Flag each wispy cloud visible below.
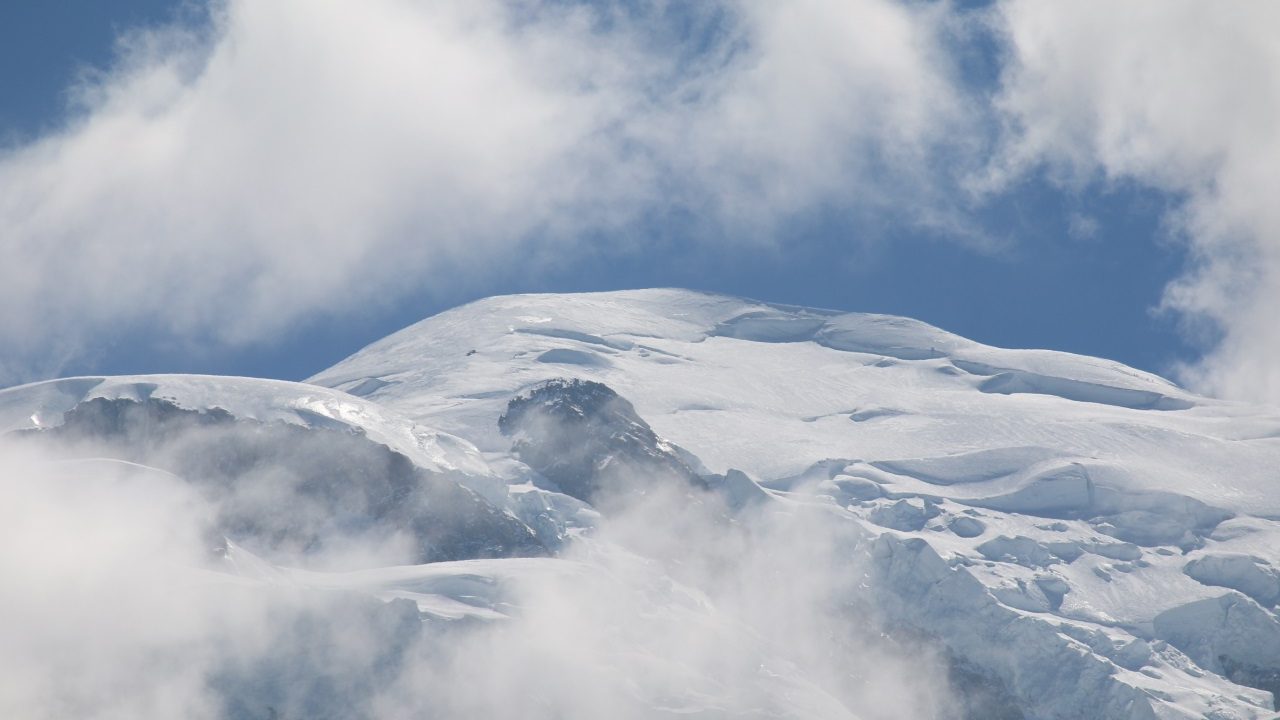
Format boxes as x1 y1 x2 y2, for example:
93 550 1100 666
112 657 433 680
0 449 219 718
0 0 973 383
3 0 1278 402
986 0 1280 401
0 431 952 719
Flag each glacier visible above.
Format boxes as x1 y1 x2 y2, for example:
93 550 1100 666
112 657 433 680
4 288 1280 719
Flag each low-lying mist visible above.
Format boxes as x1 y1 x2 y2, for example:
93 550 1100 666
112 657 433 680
0 403 980 719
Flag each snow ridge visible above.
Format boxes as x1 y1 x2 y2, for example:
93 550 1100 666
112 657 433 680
6 289 1280 719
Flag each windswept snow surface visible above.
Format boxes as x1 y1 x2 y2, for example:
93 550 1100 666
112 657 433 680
302 289 1280 719
6 290 1280 719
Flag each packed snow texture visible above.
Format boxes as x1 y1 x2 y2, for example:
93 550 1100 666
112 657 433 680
308 289 1280 718
6 289 1280 719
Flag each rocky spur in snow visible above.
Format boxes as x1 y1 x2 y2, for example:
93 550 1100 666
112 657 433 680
498 378 708 508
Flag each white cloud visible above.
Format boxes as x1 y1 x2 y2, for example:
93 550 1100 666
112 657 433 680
15 0 1274 401
646 0 975 236
0 451 219 719
0 0 973 383
0 437 951 719
987 0 1280 401
370 483 954 720
0 0 606 367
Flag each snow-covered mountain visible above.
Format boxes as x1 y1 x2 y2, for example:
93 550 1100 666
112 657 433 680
5 289 1280 720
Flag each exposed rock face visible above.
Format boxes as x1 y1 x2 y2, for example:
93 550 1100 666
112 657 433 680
17 397 545 565
498 378 706 509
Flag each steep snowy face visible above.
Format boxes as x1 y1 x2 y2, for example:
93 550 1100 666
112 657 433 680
307 288 1280 719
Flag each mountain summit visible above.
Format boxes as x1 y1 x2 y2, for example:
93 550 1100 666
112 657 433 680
5 289 1280 719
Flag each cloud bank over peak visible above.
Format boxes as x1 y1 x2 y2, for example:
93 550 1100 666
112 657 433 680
0 0 973 381
2 0 1278 404
1 0 610 354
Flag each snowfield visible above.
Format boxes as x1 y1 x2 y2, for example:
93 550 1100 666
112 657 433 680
5 289 1280 719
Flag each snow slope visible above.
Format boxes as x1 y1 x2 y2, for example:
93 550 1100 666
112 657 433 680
6 289 1280 719
0 374 494 481
306 289 1280 719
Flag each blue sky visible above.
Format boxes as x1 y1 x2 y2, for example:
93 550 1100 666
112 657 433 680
1 1 1273 400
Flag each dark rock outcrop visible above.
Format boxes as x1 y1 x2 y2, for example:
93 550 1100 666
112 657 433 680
499 378 707 510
